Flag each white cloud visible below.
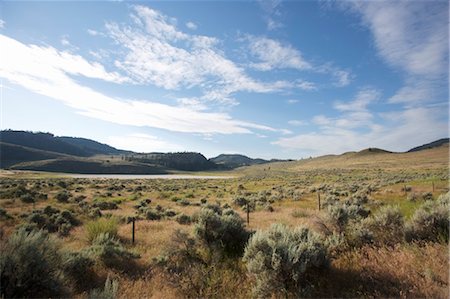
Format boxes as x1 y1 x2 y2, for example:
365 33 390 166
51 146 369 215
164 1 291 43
296 80 317 91
288 120 307 126
186 21 197 30
336 0 447 121
275 106 448 156
334 88 380 112
345 1 448 78
274 86 448 156
387 79 443 108
87 29 105 37
259 0 283 31
247 36 312 71
60 36 71 46
0 34 283 135
107 133 182 153
286 99 299 104
106 5 296 105
0 19 5 29
245 36 351 87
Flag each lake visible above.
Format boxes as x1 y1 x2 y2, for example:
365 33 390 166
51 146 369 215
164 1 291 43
64 174 234 179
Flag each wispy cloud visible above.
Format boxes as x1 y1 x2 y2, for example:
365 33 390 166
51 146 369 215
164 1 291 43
245 35 352 87
258 0 283 30
106 133 182 153
275 106 447 156
106 5 298 106
0 19 5 29
0 34 284 135
274 87 448 156
341 1 448 107
288 120 307 126
246 36 312 71
186 21 197 30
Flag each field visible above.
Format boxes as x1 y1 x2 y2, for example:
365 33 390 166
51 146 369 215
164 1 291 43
1 145 449 298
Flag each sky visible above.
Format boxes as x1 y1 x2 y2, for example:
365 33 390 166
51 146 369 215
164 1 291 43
0 0 448 159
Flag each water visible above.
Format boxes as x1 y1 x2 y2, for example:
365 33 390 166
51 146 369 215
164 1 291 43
64 174 234 179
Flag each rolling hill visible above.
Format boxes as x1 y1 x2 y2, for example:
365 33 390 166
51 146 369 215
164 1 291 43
210 154 268 169
407 138 449 152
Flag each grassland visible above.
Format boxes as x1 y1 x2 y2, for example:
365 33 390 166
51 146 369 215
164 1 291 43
0 145 448 298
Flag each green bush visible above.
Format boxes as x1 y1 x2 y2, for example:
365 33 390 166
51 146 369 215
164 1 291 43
326 201 369 233
88 276 119 299
61 251 94 290
56 191 71 203
0 229 66 298
405 193 449 243
175 213 191 225
367 205 404 245
24 206 79 236
85 217 119 243
86 233 138 268
194 207 249 257
243 224 329 297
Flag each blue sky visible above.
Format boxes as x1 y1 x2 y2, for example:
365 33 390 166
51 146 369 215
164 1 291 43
0 0 448 159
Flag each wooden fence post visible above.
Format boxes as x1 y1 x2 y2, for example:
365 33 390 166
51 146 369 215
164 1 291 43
432 181 435 192
246 202 250 225
318 192 321 211
132 218 135 245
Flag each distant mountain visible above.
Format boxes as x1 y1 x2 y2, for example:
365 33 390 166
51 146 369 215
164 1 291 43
210 154 268 169
127 152 217 171
407 138 449 152
0 130 127 157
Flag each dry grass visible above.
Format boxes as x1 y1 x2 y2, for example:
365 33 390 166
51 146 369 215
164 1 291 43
320 242 449 298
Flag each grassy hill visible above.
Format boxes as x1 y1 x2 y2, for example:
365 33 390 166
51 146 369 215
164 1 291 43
10 157 168 174
241 143 449 174
210 154 268 169
408 138 449 152
0 142 67 168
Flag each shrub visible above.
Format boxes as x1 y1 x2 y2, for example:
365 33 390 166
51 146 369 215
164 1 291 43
88 276 119 299
85 217 119 243
93 200 118 210
86 233 138 268
61 251 94 290
422 192 433 201
243 224 329 298
24 206 78 236
145 209 162 220
364 205 404 246
326 201 369 233
153 230 208 297
56 191 70 203
0 229 66 298
20 193 35 203
0 208 12 220
175 213 191 225
405 195 449 243
194 207 249 257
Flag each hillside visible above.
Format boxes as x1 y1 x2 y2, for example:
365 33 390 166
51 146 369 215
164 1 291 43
210 154 268 169
10 158 168 174
0 130 127 157
58 136 130 156
241 143 449 174
0 142 66 168
127 152 217 171
408 138 449 152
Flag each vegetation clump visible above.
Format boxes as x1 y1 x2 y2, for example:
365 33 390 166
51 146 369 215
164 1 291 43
243 224 329 297
23 206 79 236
